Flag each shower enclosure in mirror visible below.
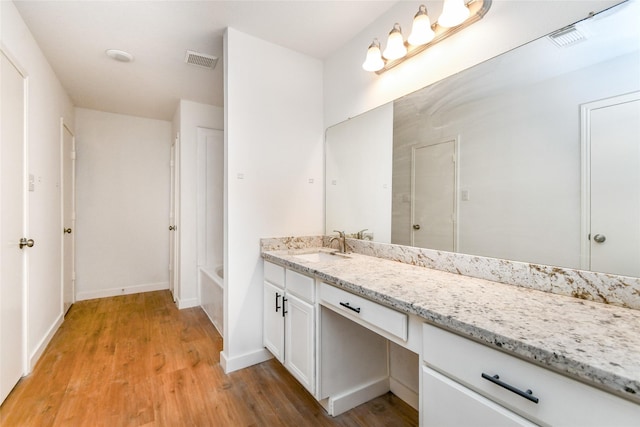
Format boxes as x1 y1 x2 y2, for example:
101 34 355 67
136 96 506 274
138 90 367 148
325 1 640 277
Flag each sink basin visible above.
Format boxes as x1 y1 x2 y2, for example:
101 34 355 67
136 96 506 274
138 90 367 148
291 250 350 263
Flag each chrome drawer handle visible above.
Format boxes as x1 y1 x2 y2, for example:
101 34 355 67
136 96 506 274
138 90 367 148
481 373 539 404
339 301 361 313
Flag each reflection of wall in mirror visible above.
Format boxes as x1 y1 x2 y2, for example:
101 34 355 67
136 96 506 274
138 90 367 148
325 103 393 242
392 51 639 268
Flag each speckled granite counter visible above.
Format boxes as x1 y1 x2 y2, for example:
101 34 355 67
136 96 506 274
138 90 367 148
262 248 640 404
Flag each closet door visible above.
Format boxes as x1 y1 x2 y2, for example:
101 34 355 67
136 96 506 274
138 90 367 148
1 50 27 405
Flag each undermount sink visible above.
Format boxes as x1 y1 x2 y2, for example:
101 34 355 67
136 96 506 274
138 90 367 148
291 250 351 263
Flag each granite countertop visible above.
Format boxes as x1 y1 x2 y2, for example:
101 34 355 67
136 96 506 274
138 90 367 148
262 248 640 404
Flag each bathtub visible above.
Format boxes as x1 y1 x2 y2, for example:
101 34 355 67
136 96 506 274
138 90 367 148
199 265 223 337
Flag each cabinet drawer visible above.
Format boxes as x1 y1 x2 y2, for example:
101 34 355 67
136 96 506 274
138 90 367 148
264 261 284 288
319 282 407 341
422 366 536 427
285 269 314 303
422 323 639 426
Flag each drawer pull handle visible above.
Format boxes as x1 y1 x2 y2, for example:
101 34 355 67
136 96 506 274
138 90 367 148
282 297 288 318
275 292 281 312
481 373 539 404
339 301 361 313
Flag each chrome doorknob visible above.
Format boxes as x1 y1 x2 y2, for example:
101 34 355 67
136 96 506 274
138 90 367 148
593 234 606 243
64 228 72 234
19 238 35 249
413 224 421 230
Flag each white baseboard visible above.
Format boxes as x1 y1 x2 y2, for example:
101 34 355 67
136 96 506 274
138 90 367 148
28 312 64 373
220 348 273 374
75 281 169 301
327 376 390 416
390 376 419 411
176 296 199 309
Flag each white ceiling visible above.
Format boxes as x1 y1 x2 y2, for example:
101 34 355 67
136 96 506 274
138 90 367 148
13 0 398 120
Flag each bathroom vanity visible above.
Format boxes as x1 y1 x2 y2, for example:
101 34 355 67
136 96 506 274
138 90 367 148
261 242 640 426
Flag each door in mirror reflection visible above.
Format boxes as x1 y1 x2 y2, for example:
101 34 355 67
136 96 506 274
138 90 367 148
411 139 457 251
586 92 640 277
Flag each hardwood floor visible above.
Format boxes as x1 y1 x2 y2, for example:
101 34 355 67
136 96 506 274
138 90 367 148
0 291 418 426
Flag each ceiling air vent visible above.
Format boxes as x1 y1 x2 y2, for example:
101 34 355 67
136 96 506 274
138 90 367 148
548 25 587 48
184 50 218 70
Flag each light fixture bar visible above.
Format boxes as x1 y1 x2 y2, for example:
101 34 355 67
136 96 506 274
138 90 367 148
375 0 492 74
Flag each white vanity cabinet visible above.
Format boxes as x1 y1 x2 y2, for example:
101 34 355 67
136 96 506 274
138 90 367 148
422 323 640 427
263 261 315 395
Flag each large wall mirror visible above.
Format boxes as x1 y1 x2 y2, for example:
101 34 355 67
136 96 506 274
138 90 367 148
325 1 640 277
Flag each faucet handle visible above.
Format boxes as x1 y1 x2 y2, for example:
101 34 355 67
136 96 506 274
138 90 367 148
356 229 368 239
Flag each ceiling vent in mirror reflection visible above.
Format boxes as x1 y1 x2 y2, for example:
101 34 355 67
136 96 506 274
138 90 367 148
184 50 218 70
548 25 588 48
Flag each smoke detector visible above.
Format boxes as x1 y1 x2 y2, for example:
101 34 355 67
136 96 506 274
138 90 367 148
547 25 588 48
184 50 218 70
105 49 134 63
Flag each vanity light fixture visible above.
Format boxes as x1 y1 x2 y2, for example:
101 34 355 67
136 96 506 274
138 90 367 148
439 0 471 28
383 23 408 60
363 0 492 74
362 39 385 72
408 4 435 46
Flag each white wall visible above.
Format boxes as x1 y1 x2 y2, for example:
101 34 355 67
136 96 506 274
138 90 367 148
74 108 171 300
174 100 224 308
1 0 75 369
223 28 324 372
323 0 622 127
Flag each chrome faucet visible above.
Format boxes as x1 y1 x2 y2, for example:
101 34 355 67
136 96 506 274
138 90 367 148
356 229 368 240
330 230 347 253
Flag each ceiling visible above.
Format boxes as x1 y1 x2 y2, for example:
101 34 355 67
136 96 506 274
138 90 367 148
13 0 398 121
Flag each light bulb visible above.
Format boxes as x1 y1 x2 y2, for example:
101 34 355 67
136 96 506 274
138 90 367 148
382 23 407 60
438 0 470 28
362 39 384 72
408 5 435 46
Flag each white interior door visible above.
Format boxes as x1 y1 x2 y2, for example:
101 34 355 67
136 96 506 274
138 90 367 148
1 50 27 404
169 136 179 299
584 92 640 276
411 140 457 251
62 121 76 314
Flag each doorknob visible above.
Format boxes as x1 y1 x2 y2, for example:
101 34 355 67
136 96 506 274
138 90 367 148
64 228 72 234
413 224 421 230
19 238 35 249
169 225 176 231
593 234 606 243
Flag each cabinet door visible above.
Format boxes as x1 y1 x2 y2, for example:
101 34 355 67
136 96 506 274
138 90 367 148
263 281 285 362
285 293 315 395
422 367 536 427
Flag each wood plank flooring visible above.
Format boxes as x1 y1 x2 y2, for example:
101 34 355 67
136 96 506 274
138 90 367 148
0 291 418 426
